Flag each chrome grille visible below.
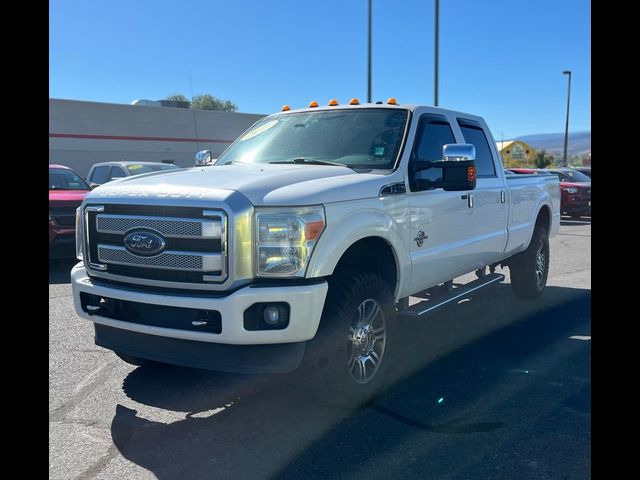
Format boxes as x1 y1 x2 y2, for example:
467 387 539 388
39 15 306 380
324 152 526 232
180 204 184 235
97 245 223 271
96 214 223 238
85 205 227 284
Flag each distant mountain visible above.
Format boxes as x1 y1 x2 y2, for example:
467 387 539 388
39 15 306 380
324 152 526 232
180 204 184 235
515 131 590 158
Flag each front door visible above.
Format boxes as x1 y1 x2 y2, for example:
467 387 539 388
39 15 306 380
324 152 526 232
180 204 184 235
408 113 477 293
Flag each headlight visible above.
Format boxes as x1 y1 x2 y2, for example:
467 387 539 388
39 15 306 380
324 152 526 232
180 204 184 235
255 206 325 277
562 187 579 194
75 207 83 261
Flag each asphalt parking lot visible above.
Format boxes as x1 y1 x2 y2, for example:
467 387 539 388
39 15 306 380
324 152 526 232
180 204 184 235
49 217 590 480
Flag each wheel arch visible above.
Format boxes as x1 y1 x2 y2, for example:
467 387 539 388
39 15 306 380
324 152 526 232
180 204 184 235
306 209 410 300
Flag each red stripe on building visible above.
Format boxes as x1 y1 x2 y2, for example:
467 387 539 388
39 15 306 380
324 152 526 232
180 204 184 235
49 133 233 143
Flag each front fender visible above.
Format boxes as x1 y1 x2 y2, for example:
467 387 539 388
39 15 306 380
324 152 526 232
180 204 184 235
306 198 411 299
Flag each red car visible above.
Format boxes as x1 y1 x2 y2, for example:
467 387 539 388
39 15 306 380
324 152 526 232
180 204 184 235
509 168 591 218
49 165 91 258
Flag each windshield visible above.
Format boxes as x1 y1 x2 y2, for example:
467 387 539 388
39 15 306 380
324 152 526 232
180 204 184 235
49 168 90 190
126 164 180 175
215 108 409 170
551 170 590 183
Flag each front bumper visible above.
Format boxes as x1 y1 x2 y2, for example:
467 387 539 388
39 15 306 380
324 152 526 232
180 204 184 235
94 323 307 373
561 195 590 215
71 264 328 346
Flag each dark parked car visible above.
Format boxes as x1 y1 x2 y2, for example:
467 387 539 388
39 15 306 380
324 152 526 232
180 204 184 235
574 166 591 178
86 161 181 187
49 165 91 258
510 168 590 218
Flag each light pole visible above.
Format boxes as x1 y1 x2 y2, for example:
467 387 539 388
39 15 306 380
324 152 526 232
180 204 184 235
434 0 439 106
367 0 372 103
562 70 572 167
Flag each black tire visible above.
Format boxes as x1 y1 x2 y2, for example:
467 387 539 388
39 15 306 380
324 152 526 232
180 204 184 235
304 272 395 406
114 351 158 368
509 226 549 298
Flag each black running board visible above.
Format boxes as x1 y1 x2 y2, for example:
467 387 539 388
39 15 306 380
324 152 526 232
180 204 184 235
400 273 505 317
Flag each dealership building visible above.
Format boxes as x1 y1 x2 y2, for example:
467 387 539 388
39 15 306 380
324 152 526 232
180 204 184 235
49 98 265 176
495 140 538 168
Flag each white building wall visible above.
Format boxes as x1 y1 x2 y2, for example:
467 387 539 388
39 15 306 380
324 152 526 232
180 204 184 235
49 98 265 176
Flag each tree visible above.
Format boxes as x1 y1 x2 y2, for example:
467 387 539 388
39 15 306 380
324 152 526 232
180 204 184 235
191 94 238 112
533 149 553 169
165 94 190 103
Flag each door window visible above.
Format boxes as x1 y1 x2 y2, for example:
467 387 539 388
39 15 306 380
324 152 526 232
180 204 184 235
457 118 497 177
410 115 456 191
90 166 110 184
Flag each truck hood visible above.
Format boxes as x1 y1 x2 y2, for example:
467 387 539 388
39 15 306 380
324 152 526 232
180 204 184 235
86 164 399 205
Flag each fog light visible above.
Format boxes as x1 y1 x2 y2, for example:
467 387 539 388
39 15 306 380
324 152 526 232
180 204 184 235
263 306 280 325
244 302 290 330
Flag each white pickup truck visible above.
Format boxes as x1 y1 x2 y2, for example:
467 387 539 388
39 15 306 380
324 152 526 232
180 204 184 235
72 100 560 398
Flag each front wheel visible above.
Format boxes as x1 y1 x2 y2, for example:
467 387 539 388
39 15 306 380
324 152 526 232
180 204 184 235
305 272 395 405
509 226 549 298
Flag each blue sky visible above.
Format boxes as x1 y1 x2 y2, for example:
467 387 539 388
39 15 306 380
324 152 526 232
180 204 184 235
49 0 590 139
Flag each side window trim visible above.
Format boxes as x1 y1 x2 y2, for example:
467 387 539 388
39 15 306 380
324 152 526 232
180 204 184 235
456 117 498 178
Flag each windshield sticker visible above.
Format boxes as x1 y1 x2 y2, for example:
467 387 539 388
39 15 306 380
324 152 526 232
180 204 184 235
374 146 386 156
240 120 279 142
128 164 144 170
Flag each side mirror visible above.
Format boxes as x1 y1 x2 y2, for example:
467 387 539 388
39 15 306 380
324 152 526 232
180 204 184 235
441 143 476 191
410 143 477 191
89 182 100 189
195 150 216 166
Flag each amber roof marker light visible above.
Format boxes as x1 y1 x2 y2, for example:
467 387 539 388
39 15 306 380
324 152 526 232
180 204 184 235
349 98 360 105
281 105 291 111
386 98 398 105
328 99 339 106
308 101 319 108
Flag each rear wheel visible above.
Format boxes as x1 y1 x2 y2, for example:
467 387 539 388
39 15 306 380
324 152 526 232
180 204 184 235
509 226 549 298
305 272 395 405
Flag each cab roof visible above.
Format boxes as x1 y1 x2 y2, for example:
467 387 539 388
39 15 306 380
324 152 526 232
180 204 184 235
273 102 484 124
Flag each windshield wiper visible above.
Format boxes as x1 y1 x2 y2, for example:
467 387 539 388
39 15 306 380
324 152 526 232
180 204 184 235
268 158 351 168
222 160 248 165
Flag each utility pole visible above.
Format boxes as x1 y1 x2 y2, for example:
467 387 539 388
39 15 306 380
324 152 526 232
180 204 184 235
562 70 572 167
367 0 372 103
434 0 439 106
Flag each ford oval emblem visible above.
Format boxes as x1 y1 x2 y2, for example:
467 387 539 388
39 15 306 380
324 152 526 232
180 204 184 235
124 230 166 256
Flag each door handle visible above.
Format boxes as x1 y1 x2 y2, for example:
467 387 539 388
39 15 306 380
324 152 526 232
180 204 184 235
468 193 473 208
501 190 506 203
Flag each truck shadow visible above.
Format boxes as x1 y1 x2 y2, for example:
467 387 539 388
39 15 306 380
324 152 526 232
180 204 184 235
112 284 590 480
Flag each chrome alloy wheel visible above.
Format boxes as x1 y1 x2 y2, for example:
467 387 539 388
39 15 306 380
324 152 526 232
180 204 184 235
535 239 546 287
347 298 386 384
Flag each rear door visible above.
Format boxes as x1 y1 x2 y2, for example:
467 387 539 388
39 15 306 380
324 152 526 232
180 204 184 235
455 117 509 266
